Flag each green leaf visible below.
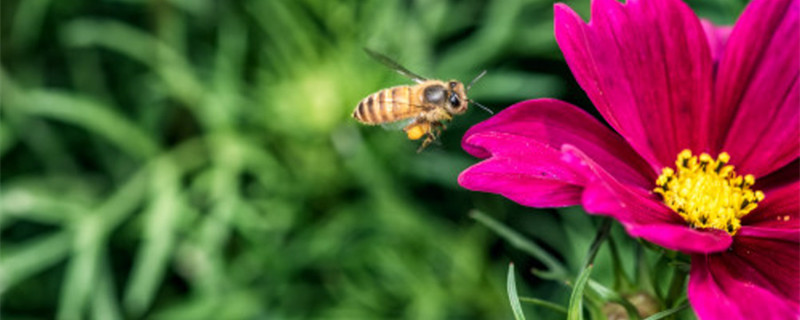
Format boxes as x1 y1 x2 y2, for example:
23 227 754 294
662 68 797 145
608 234 632 291
9 0 52 50
519 297 567 314
0 118 16 156
91 258 123 320
665 267 689 308
635 243 657 299
559 207 601 270
14 89 159 159
124 160 183 317
567 264 593 320
58 215 103 320
667 260 691 273
0 231 71 292
507 263 527 320
643 303 689 320
61 19 203 106
471 210 568 280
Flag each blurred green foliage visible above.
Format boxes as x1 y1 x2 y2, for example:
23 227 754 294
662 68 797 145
1 0 747 319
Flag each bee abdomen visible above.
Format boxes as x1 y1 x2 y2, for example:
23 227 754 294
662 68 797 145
353 86 413 124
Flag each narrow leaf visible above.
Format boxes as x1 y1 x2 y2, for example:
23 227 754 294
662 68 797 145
608 234 633 291
643 303 689 320
91 257 123 320
124 160 182 317
667 260 691 273
519 297 567 314
507 263 527 320
58 216 103 320
567 264 593 320
20 90 159 159
471 210 567 280
635 243 658 299
0 231 71 292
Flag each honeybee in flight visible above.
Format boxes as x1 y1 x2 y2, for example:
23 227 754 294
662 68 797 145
352 49 491 152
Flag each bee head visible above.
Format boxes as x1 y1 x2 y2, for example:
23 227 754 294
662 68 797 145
445 80 468 114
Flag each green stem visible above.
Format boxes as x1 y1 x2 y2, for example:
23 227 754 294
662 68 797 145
664 265 688 311
581 218 613 270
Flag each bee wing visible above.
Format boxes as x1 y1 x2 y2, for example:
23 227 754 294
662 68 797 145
364 48 427 84
381 118 416 131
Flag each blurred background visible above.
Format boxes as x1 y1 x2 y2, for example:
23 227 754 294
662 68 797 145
1 0 748 319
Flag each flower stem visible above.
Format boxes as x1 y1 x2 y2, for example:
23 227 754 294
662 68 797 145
581 218 613 270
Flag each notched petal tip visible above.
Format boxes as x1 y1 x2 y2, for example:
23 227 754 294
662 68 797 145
553 2 583 23
461 132 493 159
458 130 591 207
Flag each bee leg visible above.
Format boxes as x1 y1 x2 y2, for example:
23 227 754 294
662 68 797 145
416 123 444 153
417 133 436 153
428 122 444 140
434 121 446 133
431 126 443 147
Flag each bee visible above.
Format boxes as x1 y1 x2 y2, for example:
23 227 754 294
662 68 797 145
353 49 491 152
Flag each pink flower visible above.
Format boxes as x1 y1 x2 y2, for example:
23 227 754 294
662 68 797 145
458 0 799 318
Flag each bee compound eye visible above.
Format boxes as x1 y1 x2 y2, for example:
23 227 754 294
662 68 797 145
449 93 460 107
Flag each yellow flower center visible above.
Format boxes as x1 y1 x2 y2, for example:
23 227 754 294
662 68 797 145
654 150 764 235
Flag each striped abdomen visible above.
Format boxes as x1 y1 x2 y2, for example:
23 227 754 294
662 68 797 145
353 85 420 124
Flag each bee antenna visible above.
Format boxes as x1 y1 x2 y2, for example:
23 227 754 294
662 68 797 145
469 99 494 115
466 70 487 91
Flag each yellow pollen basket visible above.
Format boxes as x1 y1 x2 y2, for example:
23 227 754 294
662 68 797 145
654 149 765 235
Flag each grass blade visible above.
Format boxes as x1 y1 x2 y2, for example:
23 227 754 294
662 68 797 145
91 257 122 320
0 231 71 292
644 303 689 320
519 297 567 314
18 90 159 159
58 216 103 320
567 264 594 320
62 19 203 106
507 263 527 320
471 210 568 280
124 160 182 317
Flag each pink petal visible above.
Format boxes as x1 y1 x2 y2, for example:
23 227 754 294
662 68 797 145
714 0 800 178
458 132 586 207
554 0 713 172
689 236 800 319
754 159 799 192
701 20 733 64
738 227 800 242
742 180 800 230
564 145 733 254
459 98 654 187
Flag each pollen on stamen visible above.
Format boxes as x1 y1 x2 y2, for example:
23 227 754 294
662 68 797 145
653 149 765 235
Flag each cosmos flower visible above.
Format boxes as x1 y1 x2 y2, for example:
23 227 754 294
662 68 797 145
458 0 799 318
